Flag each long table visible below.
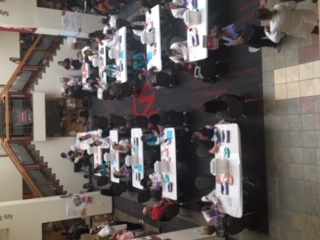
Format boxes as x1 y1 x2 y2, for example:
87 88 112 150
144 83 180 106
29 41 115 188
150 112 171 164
210 123 243 218
154 128 177 200
129 128 144 189
184 0 208 62
145 5 162 71
109 130 120 183
98 27 128 83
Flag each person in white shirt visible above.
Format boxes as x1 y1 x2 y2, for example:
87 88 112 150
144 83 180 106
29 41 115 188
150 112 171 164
91 136 111 149
89 220 144 237
254 1 318 43
140 172 163 191
113 138 132 153
167 40 189 65
165 0 188 19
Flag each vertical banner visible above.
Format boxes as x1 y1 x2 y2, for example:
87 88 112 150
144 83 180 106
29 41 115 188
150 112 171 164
66 194 87 218
59 11 81 37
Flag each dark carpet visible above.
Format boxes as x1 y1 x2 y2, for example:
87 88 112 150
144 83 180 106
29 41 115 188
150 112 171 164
92 0 269 235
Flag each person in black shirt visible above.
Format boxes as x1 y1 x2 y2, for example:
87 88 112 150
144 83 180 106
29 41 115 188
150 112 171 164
58 58 81 70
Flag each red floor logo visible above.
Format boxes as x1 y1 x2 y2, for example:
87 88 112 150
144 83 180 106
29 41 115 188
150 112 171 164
133 81 159 116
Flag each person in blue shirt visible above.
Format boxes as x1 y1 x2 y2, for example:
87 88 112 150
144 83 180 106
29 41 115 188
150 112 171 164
130 53 146 70
94 162 110 176
141 130 160 146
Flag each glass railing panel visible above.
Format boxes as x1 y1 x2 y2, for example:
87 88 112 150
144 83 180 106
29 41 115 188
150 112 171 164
27 51 45 66
9 71 33 92
37 36 54 50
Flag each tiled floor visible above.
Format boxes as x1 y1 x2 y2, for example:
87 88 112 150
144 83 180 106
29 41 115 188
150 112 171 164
113 1 320 240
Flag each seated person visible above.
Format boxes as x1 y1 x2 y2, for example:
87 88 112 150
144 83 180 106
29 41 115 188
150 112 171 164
110 230 144 240
191 120 225 155
165 0 188 19
90 136 111 149
58 58 81 70
113 164 132 182
94 161 110 176
142 199 175 221
90 220 144 238
140 172 162 191
19 34 35 50
141 130 160 146
130 53 147 70
167 40 188 66
95 34 118 48
113 138 131 153
85 77 100 91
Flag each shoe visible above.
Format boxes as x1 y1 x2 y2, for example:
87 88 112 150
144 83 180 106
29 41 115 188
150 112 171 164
138 219 144 227
281 32 287 40
274 43 281 53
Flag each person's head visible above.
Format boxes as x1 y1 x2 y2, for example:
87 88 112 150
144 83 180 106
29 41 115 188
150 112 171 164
93 140 102 146
203 225 216 235
166 49 176 57
86 77 95 84
9 57 16 62
101 17 110 25
210 26 223 39
140 177 152 188
58 61 65 66
165 2 175 10
114 144 125 151
130 59 138 66
67 150 75 157
88 32 96 39
254 8 274 21
191 131 207 142
113 171 123 178
94 165 102 174
89 226 99 235
60 152 67 158
142 206 152 215
141 134 152 142
83 50 93 56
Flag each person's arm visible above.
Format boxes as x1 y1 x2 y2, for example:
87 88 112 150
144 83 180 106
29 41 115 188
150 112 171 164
264 26 281 43
208 142 220 155
278 1 297 9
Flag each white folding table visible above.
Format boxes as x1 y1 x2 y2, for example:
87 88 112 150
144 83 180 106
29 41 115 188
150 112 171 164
145 5 162 71
184 0 208 62
129 128 144 189
210 123 243 218
154 128 177 200
109 129 120 183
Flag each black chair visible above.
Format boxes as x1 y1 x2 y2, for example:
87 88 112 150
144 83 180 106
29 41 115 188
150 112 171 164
158 110 169 126
94 116 109 129
137 189 151 203
102 89 115 101
159 204 180 222
227 217 245 236
134 116 149 128
168 110 184 127
112 183 127 195
194 176 215 190
196 146 213 158
202 94 245 121
97 176 109 187
111 115 127 128
148 113 161 125
155 71 178 87
120 83 133 98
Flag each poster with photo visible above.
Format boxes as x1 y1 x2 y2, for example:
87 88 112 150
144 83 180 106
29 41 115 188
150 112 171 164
60 11 81 37
66 194 87 218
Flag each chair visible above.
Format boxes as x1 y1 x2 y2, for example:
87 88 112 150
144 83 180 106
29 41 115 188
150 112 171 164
148 114 161 125
158 110 169 126
196 146 213 158
194 176 215 190
120 84 133 98
227 217 245 236
112 183 127 196
102 90 115 101
168 110 184 127
97 176 109 187
160 204 180 222
111 115 127 128
137 189 151 203
134 116 149 128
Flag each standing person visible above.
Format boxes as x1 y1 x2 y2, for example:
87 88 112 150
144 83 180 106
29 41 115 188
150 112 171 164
211 23 282 52
58 58 82 70
165 0 188 19
254 2 318 43
142 200 176 221
89 220 144 237
9 57 21 64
